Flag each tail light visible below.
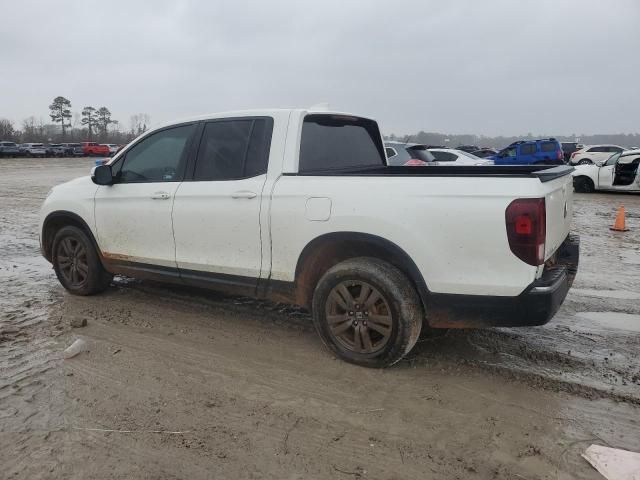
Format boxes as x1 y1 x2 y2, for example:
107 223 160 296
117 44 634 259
404 159 429 166
556 150 563 160
570 151 577 159
505 198 546 266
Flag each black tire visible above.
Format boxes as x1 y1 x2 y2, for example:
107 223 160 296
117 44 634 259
573 176 594 193
52 225 112 295
311 257 423 368
578 159 592 165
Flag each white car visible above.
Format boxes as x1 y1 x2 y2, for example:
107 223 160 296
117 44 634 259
569 145 625 165
427 148 494 166
572 149 640 193
39 108 579 367
21 143 47 157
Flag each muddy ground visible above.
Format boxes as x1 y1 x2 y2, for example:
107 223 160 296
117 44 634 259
1 157 639 479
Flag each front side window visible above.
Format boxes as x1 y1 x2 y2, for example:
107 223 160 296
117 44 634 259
385 147 397 159
605 152 620 166
193 118 272 181
116 124 195 183
503 147 517 157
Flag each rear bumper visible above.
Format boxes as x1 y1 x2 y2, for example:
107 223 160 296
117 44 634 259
426 234 580 328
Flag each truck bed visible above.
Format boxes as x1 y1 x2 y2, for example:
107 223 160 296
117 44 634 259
290 165 575 183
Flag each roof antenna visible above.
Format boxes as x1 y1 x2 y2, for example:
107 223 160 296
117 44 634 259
309 102 330 111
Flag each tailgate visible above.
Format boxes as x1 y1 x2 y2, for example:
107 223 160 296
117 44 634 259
535 168 573 259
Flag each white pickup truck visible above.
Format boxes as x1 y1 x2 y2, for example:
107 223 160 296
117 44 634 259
40 108 579 367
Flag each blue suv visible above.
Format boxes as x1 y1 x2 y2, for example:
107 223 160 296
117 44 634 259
491 139 564 165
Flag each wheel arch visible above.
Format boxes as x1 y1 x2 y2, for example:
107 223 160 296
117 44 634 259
293 232 429 309
42 211 102 263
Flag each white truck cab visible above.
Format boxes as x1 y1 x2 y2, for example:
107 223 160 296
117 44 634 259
40 109 580 367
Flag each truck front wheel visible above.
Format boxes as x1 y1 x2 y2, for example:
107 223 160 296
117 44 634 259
311 257 423 368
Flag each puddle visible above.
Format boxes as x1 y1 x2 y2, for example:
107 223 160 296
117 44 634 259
576 312 640 332
570 288 640 301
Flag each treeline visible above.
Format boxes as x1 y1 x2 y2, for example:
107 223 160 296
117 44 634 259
386 131 640 149
0 96 151 144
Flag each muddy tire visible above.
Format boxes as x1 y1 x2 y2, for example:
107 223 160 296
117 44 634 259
52 226 112 295
311 257 423 368
573 176 595 193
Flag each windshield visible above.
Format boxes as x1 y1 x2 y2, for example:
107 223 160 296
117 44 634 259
457 150 481 160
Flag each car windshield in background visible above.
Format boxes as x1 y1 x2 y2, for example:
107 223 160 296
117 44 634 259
300 114 385 172
406 146 435 162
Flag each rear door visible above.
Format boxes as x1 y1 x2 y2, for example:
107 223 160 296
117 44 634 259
172 117 273 282
94 123 197 268
519 143 537 164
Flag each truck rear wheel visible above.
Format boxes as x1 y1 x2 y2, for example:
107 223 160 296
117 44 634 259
311 257 423 368
52 226 113 295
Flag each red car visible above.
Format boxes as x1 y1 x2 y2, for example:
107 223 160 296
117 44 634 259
81 142 110 156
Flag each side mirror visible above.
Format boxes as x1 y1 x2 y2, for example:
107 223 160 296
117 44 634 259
92 164 114 185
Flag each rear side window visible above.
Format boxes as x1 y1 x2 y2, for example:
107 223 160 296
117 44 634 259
194 118 273 181
299 114 385 172
588 146 605 152
541 142 557 152
520 144 537 155
430 151 457 162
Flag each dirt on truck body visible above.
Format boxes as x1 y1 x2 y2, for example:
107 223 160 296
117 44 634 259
1 157 639 479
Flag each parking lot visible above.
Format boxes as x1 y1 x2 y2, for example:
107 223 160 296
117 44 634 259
1 157 639 479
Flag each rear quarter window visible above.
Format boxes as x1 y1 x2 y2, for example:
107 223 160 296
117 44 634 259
299 115 385 172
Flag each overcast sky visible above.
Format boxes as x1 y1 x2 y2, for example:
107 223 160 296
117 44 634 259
1 0 639 136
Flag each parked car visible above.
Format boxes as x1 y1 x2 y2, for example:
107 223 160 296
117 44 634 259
456 145 480 153
21 143 47 157
40 108 579 367
45 144 67 157
560 142 583 162
385 141 436 166
0 141 20 157
61 143 85 156
490 139 564 165
572 149 640 193
81 142 111 156
105 144 120 156
569 145 625 165
427 148 493 166
470 148 498 158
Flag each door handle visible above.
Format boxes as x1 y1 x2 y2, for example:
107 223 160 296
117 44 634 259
231 191 257 199
150 191 171 200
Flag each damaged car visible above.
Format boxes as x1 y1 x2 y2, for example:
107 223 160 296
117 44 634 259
573 149 640 193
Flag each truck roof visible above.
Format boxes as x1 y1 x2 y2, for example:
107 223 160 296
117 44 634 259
153 108 375 130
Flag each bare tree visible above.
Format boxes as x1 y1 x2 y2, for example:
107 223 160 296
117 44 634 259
81 107 98 140
129 113 150 137
0 118 16 140
49 96 72 138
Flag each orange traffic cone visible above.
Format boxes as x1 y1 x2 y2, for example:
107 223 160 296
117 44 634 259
610 205 629 232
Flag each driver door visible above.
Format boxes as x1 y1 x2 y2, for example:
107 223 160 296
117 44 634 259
94 123 197 268
597 152 619 190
